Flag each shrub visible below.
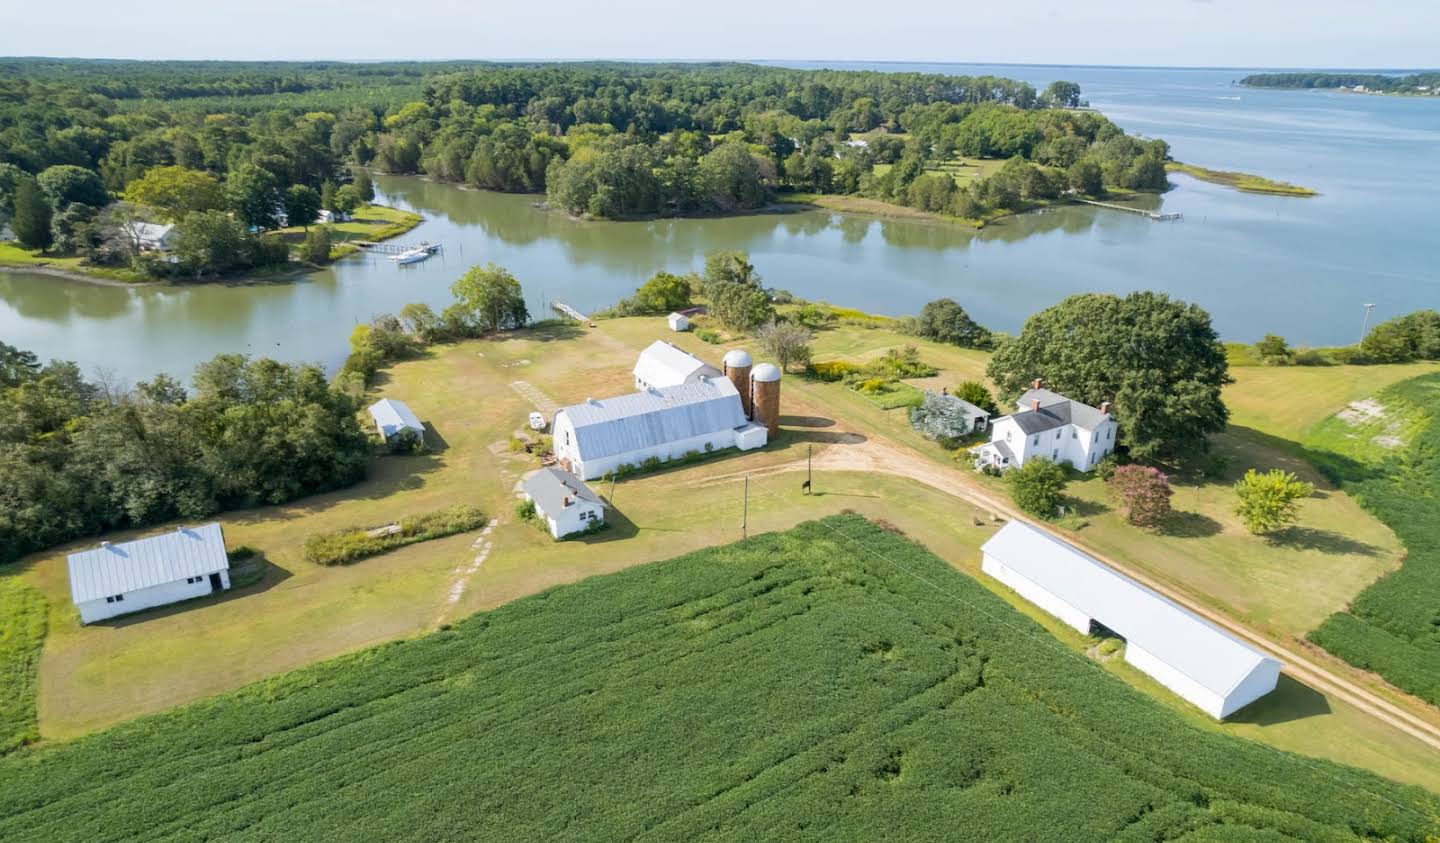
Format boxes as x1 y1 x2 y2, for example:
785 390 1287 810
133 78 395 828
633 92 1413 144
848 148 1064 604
303 505 487 565
1097 638 1123 657
1106 464 1173 528
1253 333 1293 365
867 345 936 379
807 360 859 382
914 298 992 349
515 498 537 522
300 225 333 264
1360 310 1440 363
695 329 721 345
1007 458 1067 518
641 456 663 471
226 546 259 563
952 380 998 415
857 377 886 394
1291 347 1331 366
1233 469 1313 535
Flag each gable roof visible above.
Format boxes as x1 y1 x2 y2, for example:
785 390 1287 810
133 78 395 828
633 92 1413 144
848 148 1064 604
633 340 721 387
1018 388 1109 430
981 521 1278 698
522 467 608 515
558 378 747 461
368 398 424 437
67 523 229 604
123 221 175 244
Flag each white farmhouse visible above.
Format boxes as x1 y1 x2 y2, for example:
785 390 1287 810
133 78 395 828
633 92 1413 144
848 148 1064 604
67 523 232 624
633 340 721 390
552 377 766 480
972 382 1117 472
368 398 425 444
667 312 690 332
121 221 178 252
981 521 1281 719
522 467 608 539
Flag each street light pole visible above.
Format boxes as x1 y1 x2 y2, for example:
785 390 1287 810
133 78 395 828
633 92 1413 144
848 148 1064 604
1360 303 1376 345
742 475 749 539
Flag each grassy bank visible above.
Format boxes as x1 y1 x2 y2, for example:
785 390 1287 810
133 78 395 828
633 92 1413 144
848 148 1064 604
0 580 46 755
272 203 423 259
1167 162 1317 196
1304 373 1440 706
0 244 149 283
1 515 1434 840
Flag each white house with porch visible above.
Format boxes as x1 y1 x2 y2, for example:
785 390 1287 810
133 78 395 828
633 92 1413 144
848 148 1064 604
972 381 1117 472
67 523 232 624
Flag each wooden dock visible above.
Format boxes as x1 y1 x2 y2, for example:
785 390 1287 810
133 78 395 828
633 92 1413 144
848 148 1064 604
551 300 595 326
355 240 444 255
1074 199 1182 221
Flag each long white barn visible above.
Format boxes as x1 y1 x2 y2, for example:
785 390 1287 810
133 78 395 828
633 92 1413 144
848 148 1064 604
981 520 1281 719
552 377 765 480
67 523 232 624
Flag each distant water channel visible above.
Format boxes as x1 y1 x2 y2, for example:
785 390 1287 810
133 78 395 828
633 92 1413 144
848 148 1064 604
1 64 1436 382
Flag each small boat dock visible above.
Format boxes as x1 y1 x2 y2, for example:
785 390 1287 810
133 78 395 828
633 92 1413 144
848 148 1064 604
551 300 595 327
356 240 445 255
1074 199 1182 221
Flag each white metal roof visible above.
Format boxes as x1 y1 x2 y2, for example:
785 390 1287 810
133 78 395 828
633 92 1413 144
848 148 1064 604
522 467 607 515
981 520 1278 698
633 340 720 387
67 523 229 605
557 378 747 461
368 398 425 438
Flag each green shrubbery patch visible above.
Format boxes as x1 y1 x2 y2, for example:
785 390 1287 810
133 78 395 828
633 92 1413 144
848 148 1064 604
302 504 487 565
0 580 46 755
0 516 1434 839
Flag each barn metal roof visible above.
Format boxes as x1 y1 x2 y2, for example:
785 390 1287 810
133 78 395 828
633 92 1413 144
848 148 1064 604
558 378 747 461
368 398 425 438
522 467 608 516
67 523 229 605
633 341 720 388
981 520 1278 698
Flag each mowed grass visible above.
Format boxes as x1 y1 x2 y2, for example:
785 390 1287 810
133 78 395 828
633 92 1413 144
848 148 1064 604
0 580 46 754
0 516 1435 841
1225 360 1439 441
0 243 148 282
272 203 422 257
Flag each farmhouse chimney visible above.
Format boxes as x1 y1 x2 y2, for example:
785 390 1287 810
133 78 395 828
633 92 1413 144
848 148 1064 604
1030 399 1040 413
1099 401 1112 415
563 496 572 508
1031 377 1043 390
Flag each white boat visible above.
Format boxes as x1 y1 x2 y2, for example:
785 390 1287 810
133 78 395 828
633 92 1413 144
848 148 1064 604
390 247 430 265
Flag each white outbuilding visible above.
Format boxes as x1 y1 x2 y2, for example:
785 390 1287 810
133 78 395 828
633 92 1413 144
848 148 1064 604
522 467 608 539
552 377 766 480
667 312 691 332
368 398 425 443
67 523 232 624
633 340 721 390
980 520 1281 719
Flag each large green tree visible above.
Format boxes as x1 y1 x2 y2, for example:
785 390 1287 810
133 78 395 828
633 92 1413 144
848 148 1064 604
915 299 991 349
450 263 530 333
225 164 280 230
987 292 1230 462
633 272 694 314
36 165 107 208
11 179 53 251
125 166 226 221
283 184 322 229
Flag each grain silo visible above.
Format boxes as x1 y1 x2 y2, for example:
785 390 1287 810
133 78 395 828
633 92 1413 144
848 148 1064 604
750 363 781 436
722 349 754 418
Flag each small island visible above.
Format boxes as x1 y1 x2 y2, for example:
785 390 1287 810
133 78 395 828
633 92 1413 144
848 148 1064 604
1165 162 1317 197
1240 71 1440 97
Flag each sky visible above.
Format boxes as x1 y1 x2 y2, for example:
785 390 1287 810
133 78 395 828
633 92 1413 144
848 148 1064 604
2 0 1437 69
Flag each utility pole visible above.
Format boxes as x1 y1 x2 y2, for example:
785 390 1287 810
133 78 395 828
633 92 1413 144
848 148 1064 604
805 445 812 495
1360 303 1376 345
742 475 749 539
609 472 617 504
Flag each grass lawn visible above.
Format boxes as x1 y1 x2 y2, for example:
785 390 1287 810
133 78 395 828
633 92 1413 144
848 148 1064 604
271 203 422 257
0 580 46 754
0 243 148 282
1225 360 1439 442
2 516 1435 840
11 314 1440 791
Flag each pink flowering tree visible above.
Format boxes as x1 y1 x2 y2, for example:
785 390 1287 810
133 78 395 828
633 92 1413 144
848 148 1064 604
1106 464 1172 528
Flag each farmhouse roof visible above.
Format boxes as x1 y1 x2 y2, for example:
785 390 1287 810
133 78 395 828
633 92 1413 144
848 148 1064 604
523 467 607 515
1018 388 1109 429
368 398 424 437
558 378 747 461
981 521 1278 698
633 340 721 387
67 523 229 605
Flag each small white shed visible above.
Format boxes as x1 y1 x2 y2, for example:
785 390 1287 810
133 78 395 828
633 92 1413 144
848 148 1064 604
522 467 608 539
368 398 425 443
667 312 690 332
980 520 1281 719
67 523 232 624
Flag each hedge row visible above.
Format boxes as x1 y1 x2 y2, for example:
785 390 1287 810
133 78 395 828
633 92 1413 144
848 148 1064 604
302 504 487 566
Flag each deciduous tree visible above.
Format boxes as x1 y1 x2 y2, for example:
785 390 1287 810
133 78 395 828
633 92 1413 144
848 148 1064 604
125 166 225 221
754 320 813 372
11 179 53 251
283 184 322 229
1234 469 1313 535
450 263 530 333
1106 464 1173 527
36 164 107 208
1008 457 1067 518
915 298 991 348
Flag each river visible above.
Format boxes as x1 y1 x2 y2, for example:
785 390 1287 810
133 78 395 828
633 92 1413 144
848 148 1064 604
1 64 1436 381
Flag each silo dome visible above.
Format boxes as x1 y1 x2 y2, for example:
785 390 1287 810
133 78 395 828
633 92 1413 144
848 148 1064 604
723 349 753 368
751 363 781 382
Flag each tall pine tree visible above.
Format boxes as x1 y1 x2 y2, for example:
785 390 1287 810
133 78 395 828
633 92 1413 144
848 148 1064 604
11 179 53 251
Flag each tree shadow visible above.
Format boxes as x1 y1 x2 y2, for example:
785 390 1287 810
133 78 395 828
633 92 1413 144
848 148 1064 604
1265 526 1382 556
422 422 450 453
786 430 868 445
494 322 587 343
1159 511 1224 539
1226 675 1331 726
778 415 836 428
1065 497 1110 518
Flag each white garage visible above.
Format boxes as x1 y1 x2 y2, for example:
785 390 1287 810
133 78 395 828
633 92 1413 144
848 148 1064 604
67 523 232 624
980 520 1281 719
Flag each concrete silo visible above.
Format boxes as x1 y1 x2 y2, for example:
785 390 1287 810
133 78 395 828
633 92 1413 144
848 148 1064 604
722 349 754 419
750 363 781 436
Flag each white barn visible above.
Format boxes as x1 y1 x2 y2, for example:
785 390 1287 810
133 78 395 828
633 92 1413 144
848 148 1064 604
522 467 608 538
67 523 232 624
973 384 1118 472
633 340 721 390
552 377 766 480
980 520 1281 719
368 398 425 443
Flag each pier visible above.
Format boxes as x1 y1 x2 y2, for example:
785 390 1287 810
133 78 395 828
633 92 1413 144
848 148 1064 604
1074 198 1182 221
355 240 444 255
551 300 595 326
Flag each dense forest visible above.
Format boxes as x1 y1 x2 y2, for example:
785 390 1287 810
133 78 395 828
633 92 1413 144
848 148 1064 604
0 60 1172 277
1240 71 1440 94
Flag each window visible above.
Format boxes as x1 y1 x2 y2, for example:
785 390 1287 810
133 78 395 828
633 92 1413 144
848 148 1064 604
1005 430 1012 442
1071 430 1077 439
1093 431 1099 443
106 594 125 603
1055 430 1061 440
1032 436 1040 446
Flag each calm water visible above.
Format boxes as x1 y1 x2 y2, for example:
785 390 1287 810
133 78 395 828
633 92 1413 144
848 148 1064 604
2 64 1436 381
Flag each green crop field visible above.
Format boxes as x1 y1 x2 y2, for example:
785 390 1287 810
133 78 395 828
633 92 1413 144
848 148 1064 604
1305 372 1440 706
0 580 46 754
1 516 1435 841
